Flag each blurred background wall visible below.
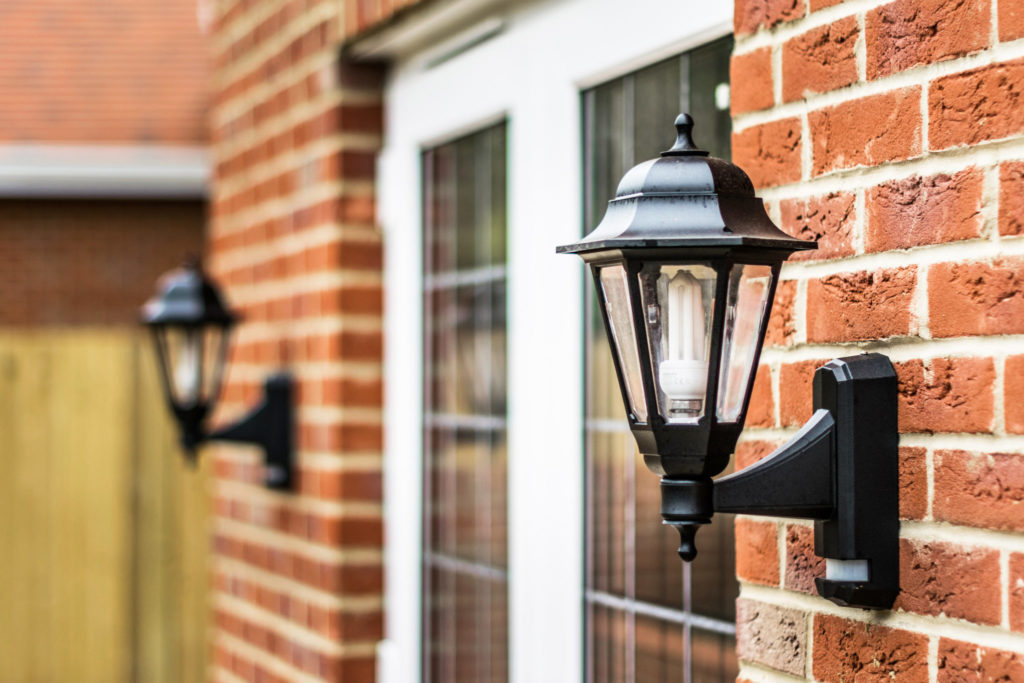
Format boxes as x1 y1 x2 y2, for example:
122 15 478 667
0 2 212 680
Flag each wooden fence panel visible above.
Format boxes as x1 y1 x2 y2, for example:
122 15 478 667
0 331 209 682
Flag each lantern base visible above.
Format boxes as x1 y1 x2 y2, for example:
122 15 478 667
660 477 713 561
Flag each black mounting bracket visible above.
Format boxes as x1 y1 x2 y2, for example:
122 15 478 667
661 353 899 610
208 373 295 490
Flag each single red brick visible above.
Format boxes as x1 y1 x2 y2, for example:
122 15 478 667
736 440 782 471
732 118 803 189
930 58 1024 150
900 446 928 520
1001 0 1024 41
736 599 806 676
939 638 1024 681
813 615 929 682
929 258 1024 337
897 538 1001 624
338 330 383 361
896 357 995 433
338 609 384 641
866 168 983 251
867 0 990 79
778 191 855 261
747 365 775 428
784 524 824 594
999 162 1024 236
934 450 1024 531
1007 355 1024 434
731 48 774 114
810 0 843 8
1011 553 1024 631
765 279 798 347
338 421 383 451
810 87 922 175
783 16 859 102
806 267 916 342
779 359 825 426
735 518 780 585
734 0 806 35
338 469 383 501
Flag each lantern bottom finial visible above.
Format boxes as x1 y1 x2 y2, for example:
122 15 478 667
672 524 700 561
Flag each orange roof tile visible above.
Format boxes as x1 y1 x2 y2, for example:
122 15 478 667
0 0 210 144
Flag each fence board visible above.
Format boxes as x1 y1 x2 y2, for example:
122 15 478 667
0 331 209 682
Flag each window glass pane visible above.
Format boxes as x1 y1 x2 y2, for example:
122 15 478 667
587 605 628 683
583 35 737 683
691 629 739 683
688 36 733 159
636 616 684 681
633 57 682 162
423 122 508 683
634 450 683 609
586 429 630 596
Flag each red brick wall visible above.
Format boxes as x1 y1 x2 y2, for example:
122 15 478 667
732 0 1024 680
208 1 388 680
341 0 429 40
0 199 204 325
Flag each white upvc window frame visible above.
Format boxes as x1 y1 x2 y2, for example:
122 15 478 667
373 2 732 681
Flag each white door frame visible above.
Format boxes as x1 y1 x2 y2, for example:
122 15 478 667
376 3 732 681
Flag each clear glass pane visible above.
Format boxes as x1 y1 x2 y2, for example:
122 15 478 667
634 446 683 608
633 57 682 161
635 616 684 681
690 511 738 621
586 80 627 231
156 325 226 407
423 121 508 683
638 264 717 423
688 36 734 160
588 605 627 683
598 265 648 423
691 629 739 683
717 264 773 422
586 429 629 596
586 293 626 422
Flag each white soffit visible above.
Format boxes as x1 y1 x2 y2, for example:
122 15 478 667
0 144 210 199
344 0 514 62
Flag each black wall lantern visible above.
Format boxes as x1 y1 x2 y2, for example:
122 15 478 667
141 259 294 490
558 114 899 610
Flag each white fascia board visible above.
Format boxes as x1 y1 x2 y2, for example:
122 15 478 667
345 0 511 62
0 144 209 199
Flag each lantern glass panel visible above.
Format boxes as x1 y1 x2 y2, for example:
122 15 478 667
155 324 229 408
637 264 717 424
716 264 773 422
598 265 648 422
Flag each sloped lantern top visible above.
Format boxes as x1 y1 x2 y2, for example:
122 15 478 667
141 258 238 327
556 114 816 256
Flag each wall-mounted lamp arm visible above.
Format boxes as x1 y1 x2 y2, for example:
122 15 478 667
713 409 835 519
662 353 899 610
207 373 294 490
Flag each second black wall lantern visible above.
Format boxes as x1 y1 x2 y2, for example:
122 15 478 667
558 114 899 609
141 259 294 490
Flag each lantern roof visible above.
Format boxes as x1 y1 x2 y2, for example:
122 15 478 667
141 257 237 327
556 113 816 256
